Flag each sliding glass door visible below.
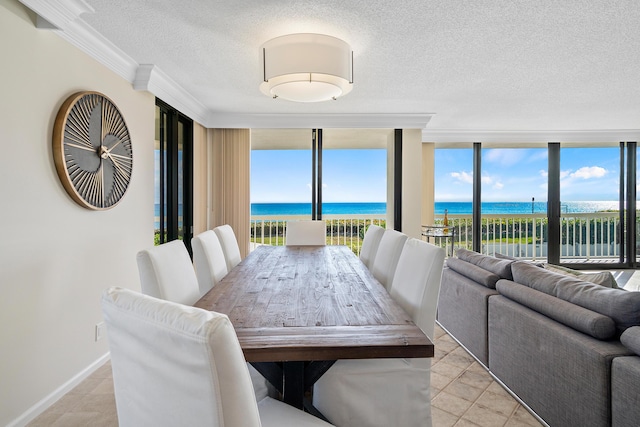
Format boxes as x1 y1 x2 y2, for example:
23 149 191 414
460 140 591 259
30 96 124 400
434 141 637 268
250 129 388 252
155 99 193 252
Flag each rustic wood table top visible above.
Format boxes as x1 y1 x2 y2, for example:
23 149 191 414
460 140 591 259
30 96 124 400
194 245 434 362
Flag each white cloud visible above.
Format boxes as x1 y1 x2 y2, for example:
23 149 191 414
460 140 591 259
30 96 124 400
493 182 504 190
450 171 473 184
571 166 607 179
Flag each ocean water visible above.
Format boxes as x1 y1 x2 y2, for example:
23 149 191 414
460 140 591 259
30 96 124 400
251 202 387 216
250 201 620 216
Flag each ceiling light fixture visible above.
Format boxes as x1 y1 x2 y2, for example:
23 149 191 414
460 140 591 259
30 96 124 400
259 33 353 102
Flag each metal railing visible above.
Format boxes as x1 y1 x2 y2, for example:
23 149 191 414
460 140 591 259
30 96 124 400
250 215 386 255
435 212 623 261
251 212 627 261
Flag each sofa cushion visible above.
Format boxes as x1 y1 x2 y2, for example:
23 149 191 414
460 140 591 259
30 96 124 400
512 261 640 331
620 326 640 356
496 279 616 339
543 263 618 288
445 257 500 289
456 248 514 280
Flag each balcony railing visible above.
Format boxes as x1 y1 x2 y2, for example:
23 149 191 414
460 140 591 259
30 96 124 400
436 212 624 261
250 215 386 256
251 212 628 262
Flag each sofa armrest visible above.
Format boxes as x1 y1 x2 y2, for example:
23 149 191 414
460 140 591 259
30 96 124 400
621 326 640 356
446 257 500 289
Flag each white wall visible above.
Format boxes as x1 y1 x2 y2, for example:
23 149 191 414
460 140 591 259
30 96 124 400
401 129 423 238
0 1 155 425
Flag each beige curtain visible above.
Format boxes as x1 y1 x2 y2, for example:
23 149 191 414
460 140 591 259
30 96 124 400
208 128 251 258
192 122 209 236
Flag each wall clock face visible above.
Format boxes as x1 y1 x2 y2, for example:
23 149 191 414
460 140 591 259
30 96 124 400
53 91 133 210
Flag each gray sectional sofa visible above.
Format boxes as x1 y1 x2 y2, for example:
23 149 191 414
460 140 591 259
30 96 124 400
437 248 640 427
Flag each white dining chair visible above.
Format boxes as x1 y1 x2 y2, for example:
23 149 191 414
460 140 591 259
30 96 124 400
101 287 333 427
313 238 445 427
358 224 386 269
370 229 408 290
135 240 200 305
285 220 326 246
214 224 242 271
137 238 270 400
192 230 228 296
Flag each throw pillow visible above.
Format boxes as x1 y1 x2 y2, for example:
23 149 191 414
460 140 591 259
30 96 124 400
512 261 640 332
456 248 514 280
543 263 618 288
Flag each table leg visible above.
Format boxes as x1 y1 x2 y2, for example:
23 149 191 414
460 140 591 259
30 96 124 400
283 361 305 409
250 362 283 394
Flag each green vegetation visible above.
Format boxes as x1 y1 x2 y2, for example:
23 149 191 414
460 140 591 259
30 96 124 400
250 220 386 255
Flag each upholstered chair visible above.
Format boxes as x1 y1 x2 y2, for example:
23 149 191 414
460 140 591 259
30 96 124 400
192 230 228 296
313 238 446 427
135 239 200 305
137 238 269 401
213 224 242 271
370 229 408 290
101 287 333 427
358 224 385 269
285 220 327 246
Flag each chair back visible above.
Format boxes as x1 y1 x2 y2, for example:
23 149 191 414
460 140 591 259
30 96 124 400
389 238 445 339
214 224 242 271
192 230 228 296
101 287 262 427
136 240 200 305
359 224 386 269
285 220 326 246
371 229 408 290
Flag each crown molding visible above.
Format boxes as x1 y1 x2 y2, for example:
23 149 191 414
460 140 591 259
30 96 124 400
134 65 209 125
19 0 211 124
204 113 433 129
423 129 640 144
20 0 93 29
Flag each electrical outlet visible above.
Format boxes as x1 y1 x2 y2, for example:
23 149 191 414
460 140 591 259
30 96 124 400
95 322 105 342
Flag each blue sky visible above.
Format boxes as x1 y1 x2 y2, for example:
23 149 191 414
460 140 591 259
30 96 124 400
435 147 622 202
249 146 625 204
251 149 387 203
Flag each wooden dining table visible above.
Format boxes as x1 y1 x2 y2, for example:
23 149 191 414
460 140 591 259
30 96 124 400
194 245 433 415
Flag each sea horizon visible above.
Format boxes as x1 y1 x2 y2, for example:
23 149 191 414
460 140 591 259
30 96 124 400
249 200 621 216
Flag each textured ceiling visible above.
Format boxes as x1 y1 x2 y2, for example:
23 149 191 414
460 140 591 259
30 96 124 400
76 0 640 132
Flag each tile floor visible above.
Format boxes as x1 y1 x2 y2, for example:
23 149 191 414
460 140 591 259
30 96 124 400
27 324 545 427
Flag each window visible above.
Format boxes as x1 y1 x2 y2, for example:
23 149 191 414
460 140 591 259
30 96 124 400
155 99 193 253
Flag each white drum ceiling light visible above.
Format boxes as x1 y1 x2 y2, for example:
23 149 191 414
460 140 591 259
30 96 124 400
259 33 354 103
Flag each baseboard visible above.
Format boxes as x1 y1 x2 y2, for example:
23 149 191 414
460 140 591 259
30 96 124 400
435 321 550 427
7 352 111 427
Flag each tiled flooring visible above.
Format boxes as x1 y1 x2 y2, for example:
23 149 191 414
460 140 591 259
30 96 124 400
28 324 544 427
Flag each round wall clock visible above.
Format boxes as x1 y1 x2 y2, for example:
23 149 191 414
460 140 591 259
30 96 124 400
53 91 133 210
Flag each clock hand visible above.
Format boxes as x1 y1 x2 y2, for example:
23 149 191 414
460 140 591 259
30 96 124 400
105 152 131 175
66 142 97 152
105 139 123 153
